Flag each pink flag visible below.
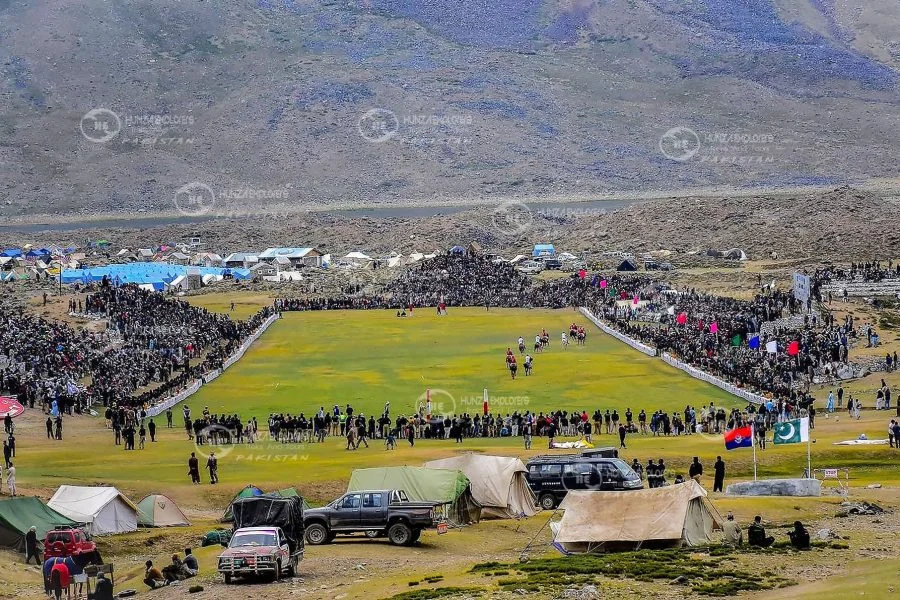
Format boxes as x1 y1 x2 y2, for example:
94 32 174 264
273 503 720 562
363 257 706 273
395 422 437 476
633 295 639 305
600 280 608 289
709 322 718 334
676 312 687 325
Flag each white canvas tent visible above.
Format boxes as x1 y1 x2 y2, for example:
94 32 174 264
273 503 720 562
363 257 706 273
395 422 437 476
48 486 139 535
552 480 721 552
424 454 538 519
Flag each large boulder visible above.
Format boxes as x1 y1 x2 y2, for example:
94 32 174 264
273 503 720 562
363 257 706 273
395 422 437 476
725 478 822 497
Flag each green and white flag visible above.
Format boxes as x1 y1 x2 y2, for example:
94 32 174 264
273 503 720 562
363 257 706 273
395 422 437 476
773 417 810 444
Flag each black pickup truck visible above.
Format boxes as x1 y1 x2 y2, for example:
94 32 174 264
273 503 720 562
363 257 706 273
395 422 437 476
303 490 440 546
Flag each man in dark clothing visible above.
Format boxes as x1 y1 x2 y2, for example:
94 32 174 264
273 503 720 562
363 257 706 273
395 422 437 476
148 419 156 442
688 457 703 481
713 456 726 492
207 452 218 484
183 548 199 576
747 516 775 548
2 441 10 469
166 408 173 428
788 521 810 549
46 417 53 439
25 526 40 564
618 424 627 449
188 452 201 484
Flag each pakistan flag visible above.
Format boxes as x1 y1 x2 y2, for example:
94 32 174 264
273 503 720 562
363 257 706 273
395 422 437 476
773 417 810 444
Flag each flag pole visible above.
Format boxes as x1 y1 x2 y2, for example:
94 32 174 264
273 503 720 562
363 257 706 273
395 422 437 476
806 422 812 479
752 422 757 481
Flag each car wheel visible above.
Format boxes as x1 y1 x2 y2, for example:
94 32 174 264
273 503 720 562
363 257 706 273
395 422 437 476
305 523 330 545
388 522 413 546
224 573 232 584
539 494 557 510
274 560 281 581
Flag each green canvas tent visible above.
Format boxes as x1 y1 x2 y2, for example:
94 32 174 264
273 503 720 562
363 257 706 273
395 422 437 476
347 467 481 526
0 496 77 552
220 485 264 522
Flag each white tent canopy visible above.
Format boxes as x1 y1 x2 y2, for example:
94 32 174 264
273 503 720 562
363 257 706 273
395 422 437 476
425 454 538 519
48 486 139 535
344 251 372 260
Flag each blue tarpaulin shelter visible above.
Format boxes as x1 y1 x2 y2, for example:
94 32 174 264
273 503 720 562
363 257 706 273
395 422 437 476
1 249 22 258
533 244 555 257
60 262 251 286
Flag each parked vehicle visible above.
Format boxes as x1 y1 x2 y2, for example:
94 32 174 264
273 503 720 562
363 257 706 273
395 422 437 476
303 490 440 546
517 261 545 274
525 455 643 509
543 258 563 270
218 496 304 583
43 526 101 564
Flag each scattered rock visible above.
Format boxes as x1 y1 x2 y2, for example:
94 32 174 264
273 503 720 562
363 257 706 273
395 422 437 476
840 501 885 515
866 483 882 489
671 575 689 585
816 528 840 541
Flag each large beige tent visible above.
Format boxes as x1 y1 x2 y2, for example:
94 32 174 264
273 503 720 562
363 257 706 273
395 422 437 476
48 486 139 536
553 481 722 553
424 454 538 519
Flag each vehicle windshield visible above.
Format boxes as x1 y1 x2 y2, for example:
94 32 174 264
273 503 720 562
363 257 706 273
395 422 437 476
230 533 277 547
612 459 639 478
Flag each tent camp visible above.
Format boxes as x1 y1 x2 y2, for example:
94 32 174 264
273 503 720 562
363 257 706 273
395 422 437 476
220 485 264 522
424 454 537 519
552 481 721 553
0 497 77 552
347 467 481 526
48 486 138 536
137 494 190 527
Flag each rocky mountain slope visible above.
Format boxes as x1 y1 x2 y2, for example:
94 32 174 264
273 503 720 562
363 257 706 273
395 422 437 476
1 0 898 218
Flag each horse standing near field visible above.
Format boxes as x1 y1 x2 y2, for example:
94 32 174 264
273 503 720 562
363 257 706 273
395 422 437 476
506 352 518 379
577 328 586 345
517 336 526 354
524 354 533 376
534 335 542 353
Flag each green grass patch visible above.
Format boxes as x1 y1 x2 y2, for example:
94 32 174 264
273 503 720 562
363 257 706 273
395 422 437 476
387 586 481 600
472 549 799 597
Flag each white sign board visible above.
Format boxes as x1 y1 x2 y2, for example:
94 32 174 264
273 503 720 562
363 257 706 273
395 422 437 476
793 272 810 303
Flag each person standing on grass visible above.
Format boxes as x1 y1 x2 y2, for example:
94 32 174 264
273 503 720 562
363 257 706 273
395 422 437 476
207 452 218 484
523 420 533 450
713 456 726 492
166 408 173 428
139 424 146 450
618 424 627 449
25 526 40 564
148 419 156 442
407 425 415 447
188 453 200 484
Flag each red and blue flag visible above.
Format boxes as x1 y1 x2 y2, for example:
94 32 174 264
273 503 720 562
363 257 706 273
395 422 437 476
724 425 753 450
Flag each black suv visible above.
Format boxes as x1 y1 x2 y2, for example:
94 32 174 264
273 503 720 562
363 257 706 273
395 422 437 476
525 455 642 509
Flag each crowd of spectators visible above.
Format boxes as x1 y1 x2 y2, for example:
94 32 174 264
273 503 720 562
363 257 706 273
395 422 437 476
0 281 274 413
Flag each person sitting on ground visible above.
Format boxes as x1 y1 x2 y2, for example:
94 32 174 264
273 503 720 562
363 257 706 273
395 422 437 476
94 572 114 600
673 474 686 484
723 512 742 547
747 515 775 548
788 520 811 549
183 548 199 576
143 560 167 589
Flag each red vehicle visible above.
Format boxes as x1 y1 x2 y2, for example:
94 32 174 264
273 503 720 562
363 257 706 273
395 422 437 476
43 527 101 563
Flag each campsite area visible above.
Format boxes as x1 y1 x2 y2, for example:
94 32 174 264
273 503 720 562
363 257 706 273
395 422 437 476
3 294 900 599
